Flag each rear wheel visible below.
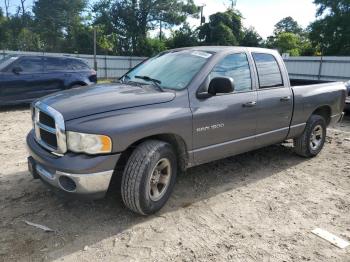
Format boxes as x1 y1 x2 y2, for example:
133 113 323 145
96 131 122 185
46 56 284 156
121 140 177 215
293 115 327 157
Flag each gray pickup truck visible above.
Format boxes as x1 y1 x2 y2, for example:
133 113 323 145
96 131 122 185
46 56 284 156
27 47 347 215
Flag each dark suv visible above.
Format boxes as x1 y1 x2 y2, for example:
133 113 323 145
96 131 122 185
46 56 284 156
0 55 97 105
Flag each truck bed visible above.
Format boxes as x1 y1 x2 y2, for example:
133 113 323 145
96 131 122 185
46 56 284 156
289 80 346 139
290 79 332 86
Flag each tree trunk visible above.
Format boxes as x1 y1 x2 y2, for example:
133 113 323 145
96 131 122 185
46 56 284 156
5 0 10 17
21 0 26 15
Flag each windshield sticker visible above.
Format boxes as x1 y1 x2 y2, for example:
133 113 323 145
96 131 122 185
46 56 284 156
191 51 212 59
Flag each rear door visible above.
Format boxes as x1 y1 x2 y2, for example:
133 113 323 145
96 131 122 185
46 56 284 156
252 52 293 147
65 58 93 84
42 57 69 94
191 52 258 165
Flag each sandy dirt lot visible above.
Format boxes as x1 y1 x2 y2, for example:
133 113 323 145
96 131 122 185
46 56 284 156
0 107 349 262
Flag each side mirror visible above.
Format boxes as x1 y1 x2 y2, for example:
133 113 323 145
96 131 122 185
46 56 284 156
208 77 234 95
197 77 235 99
12 67 23 75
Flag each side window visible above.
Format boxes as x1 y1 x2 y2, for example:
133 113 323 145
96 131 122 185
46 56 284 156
10 57 43 73
44 57 67 71
252 53 283 88
210 53 252 92
67 59 90 70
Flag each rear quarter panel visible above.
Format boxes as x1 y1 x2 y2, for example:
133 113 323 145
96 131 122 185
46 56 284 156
289 82 346 138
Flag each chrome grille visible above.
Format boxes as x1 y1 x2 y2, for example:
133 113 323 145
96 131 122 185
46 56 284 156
33 102 67 155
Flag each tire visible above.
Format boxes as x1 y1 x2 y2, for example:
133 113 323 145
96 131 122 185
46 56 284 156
121 140 177 215
293 114 327 157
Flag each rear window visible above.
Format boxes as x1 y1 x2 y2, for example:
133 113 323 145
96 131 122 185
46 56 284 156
253 53 283 88
44 57 67 71
66 59 90 70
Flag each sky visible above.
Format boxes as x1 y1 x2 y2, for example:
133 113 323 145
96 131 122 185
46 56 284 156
1 0 318 39
190 0 318 38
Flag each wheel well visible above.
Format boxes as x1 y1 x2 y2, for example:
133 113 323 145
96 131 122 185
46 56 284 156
116 134 189 174
312 106 331 126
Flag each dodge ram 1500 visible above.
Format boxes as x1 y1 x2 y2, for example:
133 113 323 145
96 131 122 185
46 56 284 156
27 47 347 215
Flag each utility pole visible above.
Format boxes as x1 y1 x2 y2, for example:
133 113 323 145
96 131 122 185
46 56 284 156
93 27 97 71
159 10 164 41
159 20 162 41
230 0 237 9
199 5 206 26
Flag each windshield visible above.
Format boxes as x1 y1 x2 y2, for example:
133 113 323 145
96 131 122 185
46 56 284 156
0 55 18 71
123 50 212 90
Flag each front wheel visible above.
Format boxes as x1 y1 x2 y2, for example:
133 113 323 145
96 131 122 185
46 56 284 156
121 140 177 215
293 115 327 157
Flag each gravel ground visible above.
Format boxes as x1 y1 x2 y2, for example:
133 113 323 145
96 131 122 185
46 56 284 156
0 107 349 262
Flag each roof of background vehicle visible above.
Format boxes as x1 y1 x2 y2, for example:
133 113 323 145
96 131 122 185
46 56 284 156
14 55 87 61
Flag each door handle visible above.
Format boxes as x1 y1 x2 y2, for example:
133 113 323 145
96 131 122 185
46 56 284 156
243 101 257 107
280 96 291 102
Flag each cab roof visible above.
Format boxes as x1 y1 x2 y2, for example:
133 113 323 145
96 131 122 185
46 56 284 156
170 46 279 55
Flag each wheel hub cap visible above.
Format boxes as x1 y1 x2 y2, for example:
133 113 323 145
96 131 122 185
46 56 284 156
310 125 323 150
149 158 171 201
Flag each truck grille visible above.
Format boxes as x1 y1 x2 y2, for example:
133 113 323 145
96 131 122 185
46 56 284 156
40 128 58 148
39 111 56 128
33 102 67 155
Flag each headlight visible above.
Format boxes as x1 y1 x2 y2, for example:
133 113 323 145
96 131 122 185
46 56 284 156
67 131 112 154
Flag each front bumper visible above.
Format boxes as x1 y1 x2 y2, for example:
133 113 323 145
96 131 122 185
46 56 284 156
27 130 121 199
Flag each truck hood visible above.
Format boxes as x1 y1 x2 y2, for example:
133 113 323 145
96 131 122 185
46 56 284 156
40 83 176 121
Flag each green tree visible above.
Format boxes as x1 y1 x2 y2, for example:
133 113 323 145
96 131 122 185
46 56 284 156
198 10 243 46
240 27 262 47
141 38 167 56
93 0 198 55
274 32 301 56
274 16 303 35
2 13 36 51
166 23 198 49
17 28 42 51
33 0 87 52
0 8 8 49
266 16 317 56
309 0 350 55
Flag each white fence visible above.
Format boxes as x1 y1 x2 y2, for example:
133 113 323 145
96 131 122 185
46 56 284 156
283 56 350 82
0 50 146 79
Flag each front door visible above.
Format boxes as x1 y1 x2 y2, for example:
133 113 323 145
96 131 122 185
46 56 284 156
0 56 45 103
191 52 258 165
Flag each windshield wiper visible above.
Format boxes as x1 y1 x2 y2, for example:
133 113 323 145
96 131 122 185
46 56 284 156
135 75 164 92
